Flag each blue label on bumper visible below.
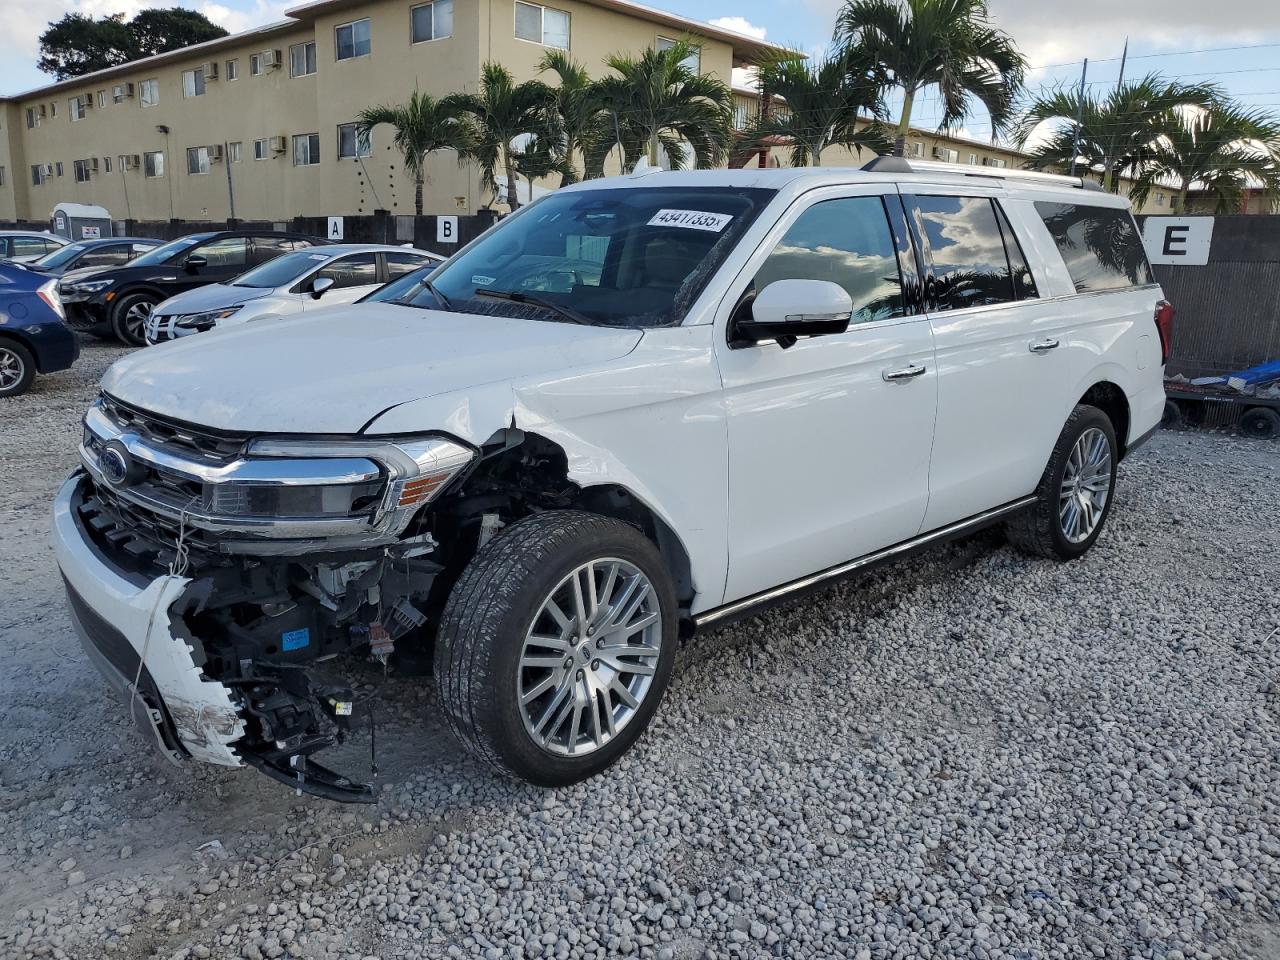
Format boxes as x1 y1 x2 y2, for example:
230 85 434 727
281 628 310 651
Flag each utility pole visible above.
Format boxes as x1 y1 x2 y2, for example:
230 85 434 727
224 140 237 222
1116 38 1128 88
1069 59 1088 177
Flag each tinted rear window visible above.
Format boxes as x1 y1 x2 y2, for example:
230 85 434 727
911 196 1014 310
1034 202 1153 292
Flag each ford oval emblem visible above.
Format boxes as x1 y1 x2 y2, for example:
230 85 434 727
98 442 132 486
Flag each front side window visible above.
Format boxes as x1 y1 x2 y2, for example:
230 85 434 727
392 186 774 327
335 19 371 60
316 253 379 288
515 1 569 48
752 196 906 325
140 79 160 107
144 150 165 178
337 122 371 159
182 68 206 98
191 236 248 267
411 0 454 42
1034 201 1153 293
293 133 320 166
187 146 210 175
79 244 135 268
656 36 700 73
290 41 317 77
911 195 1015 310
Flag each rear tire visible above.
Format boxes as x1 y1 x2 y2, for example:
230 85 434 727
1240 406 1280 439
110 292 158 346
0 340 36 398
1006 405 1118 561
434 510 678 786
1161 399 1183 429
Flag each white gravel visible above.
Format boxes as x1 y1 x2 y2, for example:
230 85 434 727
1 339 1278 960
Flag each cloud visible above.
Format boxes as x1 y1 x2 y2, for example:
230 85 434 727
709 16 768 40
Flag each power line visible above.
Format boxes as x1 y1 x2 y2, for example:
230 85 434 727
1029 40 1280 72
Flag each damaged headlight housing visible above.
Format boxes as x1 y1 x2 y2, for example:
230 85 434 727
175 306 241 329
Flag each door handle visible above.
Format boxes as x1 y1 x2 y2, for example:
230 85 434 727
1029 338 1060 353
882 362 928 382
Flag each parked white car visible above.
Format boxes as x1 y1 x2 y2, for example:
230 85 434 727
143 244 442 343
0 230 69 263
54 161 1170 802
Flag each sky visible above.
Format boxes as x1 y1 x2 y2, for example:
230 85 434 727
3 0 1280 147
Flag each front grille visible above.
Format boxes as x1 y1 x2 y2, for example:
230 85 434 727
100 394 247 463
77 475 222 575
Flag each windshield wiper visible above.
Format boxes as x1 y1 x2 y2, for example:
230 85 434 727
473 289 592 326
390 278 453 312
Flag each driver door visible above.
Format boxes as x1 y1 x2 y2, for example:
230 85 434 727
714 187 938 605
301 253 380 309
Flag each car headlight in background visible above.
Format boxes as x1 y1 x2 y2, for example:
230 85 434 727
174 306 242 329
37 279 65 320
72 279 115 294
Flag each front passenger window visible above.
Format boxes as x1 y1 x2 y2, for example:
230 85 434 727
192 237 248 268
752 196 906 325
316 253 378 288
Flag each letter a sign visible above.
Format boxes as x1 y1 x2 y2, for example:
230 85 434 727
327 216 344 241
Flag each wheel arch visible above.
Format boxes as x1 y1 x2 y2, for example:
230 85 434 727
1078 380 1132 458
0 330 40 372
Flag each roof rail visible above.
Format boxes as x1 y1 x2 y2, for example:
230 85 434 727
861 156 1104 192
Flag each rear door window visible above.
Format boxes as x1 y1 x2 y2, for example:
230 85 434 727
751 195 907 325
1033 202 1153 292
384 252 430 279
994 203 1038 301
909 196 1014 311
79 244 135 268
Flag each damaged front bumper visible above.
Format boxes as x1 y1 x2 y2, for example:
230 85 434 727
52 472 410 803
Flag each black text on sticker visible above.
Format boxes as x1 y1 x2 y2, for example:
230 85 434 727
647 209 734 232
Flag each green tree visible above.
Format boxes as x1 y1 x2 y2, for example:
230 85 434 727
1133 102 1280 213
511 136 571 203
37 13 136 80
37 9 227 80
447 63 555 211
590 39 734 171
357 91 473 215
1016 75 1219 192
734 50 891 167
834 0 1025 144
538 51 606 185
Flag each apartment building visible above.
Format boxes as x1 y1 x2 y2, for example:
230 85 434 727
0 0 781 222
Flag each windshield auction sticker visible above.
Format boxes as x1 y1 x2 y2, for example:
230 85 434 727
647 209 734 232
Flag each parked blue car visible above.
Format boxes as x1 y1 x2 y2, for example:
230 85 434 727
0 264 78 397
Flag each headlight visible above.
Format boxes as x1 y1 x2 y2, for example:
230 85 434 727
175 306 241 329
72 279 115 294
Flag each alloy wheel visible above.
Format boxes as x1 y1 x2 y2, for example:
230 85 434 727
0 347 25 391
518 558 662 757
1058 426 1112 543
124 300 155 341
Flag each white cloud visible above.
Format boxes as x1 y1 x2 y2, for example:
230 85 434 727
709 16 768 40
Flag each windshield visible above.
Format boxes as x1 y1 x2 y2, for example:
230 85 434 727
233 250 332 288
129 235 206 267
393 186 774 327
33 242 91 269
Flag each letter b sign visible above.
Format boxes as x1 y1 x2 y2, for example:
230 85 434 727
437 216 458 244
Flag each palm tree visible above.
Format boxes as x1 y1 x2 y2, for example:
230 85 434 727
538 50 606 185
1132 102 1280 213
834 0 1025 145
1016 75 1219 192
511 135 571 202
447 63 555 211
734 50 891 167
356 91 472 215
590 39 734 171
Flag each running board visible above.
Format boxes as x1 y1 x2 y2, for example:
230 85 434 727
693 495 1038 631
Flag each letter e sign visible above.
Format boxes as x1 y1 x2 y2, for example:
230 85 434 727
437 216 458 244
1141 217 1212 266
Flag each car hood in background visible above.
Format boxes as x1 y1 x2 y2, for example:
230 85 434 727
153 283 275 315
101 303 644 434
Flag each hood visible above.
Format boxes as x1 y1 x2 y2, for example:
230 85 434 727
153 283 272 316
61 262 185 287
101 303 644 434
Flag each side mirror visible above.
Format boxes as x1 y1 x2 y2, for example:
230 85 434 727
183 254 207 273
310 276 335 299
732 279 853 349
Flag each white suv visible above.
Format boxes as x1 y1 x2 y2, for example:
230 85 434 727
53 161 1170 801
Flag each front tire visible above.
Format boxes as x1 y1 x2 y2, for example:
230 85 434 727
110 292 159 346
1007 404 1118 561
434 510 678 786
0 340 36 398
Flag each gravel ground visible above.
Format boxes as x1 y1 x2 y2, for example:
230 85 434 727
1 338 1278 960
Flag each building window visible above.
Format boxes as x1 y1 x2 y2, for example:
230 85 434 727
0 167 6 187
31 165 45 186
226 58 239 80
228 141 243 163
293 133 321 166
186 146 210 175
968 152 978 165
910 141 923 158
1156 192 1167 206
140 79 160 107
70 97 87 121
335 19 371 60
25 108 38 129
411 0 454 43
656 36 700 73
144 151 165 178
337 122 372 159
250 53 263 75
50 102 57 118
182 67 206 98
290 41 317 77
933 146 959 163
97 90 107 108
74 159 92 182
104 156 113 173
982 156 1008 169
55 161 64 176
253 138 270 160
515 1 569 48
